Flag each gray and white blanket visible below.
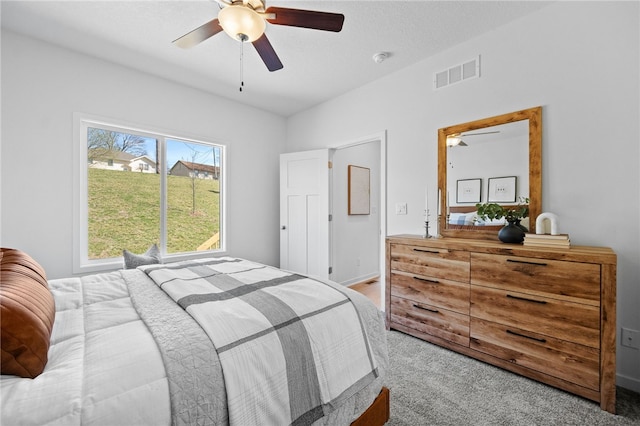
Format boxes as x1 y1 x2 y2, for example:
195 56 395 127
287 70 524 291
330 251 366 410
141 257 380 426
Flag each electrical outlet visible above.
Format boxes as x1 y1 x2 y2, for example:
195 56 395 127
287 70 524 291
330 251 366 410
395 203 407 215
621 328 640 349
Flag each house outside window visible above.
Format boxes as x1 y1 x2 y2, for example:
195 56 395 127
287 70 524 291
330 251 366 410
74 114 225 273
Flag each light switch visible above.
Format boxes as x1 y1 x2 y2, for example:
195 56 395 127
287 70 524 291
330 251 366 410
395 203 407 215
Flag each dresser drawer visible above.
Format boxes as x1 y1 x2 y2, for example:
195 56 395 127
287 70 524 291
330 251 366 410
391 271 469 314
471 253 600 305
470 286 600 348
470 318 600 391
390 296 469 347
390 244 470 282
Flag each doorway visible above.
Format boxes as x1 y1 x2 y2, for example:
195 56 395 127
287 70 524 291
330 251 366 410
279 132 387 309
331 132 386 308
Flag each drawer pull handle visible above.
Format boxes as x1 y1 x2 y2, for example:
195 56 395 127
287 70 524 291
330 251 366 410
506 259 548 267
413 304 439 313
506 329 547 343
412 248 442 254
413 276 440 284
506 294 547 304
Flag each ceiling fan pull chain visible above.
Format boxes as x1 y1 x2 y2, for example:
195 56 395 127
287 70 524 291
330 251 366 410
239 39 245 92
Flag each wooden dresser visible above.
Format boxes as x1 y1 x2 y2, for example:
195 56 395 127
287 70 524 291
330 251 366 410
385 235 617 413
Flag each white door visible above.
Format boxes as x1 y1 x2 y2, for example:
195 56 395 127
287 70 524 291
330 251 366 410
280 149 330 280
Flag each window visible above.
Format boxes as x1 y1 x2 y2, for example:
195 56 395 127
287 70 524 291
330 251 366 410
74 114 225 273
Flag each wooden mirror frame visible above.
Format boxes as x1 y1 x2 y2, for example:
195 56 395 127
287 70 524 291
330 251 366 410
438 106 542 240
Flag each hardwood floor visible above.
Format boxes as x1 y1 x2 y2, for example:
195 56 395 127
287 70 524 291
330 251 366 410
350 278 381 309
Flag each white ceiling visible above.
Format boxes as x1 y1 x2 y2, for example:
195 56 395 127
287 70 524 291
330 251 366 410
1 1 552 117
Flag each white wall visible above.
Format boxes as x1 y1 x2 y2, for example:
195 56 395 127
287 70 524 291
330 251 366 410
1 30 286 278
286 2 640 392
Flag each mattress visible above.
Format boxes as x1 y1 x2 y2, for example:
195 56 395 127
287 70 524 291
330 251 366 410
0 258 388 425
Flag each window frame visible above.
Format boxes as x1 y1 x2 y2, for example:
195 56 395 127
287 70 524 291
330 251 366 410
73 113 227 274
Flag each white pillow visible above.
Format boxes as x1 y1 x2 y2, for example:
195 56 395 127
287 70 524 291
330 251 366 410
448 212 476 225
475 217 507 226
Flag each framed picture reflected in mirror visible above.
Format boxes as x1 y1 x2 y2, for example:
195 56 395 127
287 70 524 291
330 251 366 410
456 178 481 203
488 176 517 203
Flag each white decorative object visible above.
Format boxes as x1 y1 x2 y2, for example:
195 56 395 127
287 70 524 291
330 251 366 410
536 212 560 235
425 187 429 214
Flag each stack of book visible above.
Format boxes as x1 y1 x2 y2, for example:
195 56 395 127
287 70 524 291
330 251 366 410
523 233 571 248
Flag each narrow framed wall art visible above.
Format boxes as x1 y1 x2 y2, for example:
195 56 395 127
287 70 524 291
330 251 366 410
348 165 370 215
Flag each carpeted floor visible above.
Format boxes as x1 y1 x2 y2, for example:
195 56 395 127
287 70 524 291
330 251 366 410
386 330 640 425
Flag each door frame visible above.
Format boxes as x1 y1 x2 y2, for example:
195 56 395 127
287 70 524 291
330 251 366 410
331 131 387 311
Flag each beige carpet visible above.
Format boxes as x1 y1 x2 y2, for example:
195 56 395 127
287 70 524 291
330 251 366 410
386 330 640 425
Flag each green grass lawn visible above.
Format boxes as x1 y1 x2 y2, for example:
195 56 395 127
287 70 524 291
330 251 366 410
88 168 220 259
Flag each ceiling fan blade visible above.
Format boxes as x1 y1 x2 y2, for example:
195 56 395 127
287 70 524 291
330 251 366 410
461 130 500 137
265 7 344 32
173 18 223 49
252 34 283 72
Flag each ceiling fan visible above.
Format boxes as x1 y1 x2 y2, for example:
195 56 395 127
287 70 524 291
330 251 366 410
173 0 345 72
446 130 500 147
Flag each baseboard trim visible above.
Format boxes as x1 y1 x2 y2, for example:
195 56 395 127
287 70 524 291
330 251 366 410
342 273 379 287
617 373 640 393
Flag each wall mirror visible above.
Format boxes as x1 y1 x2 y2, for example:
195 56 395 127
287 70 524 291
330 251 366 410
438 106 542 240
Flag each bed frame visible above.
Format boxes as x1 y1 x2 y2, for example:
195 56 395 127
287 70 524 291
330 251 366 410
351 387 390 426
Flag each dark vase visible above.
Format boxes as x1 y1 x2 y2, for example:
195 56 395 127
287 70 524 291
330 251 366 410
498 219 526 243
515 218 529 233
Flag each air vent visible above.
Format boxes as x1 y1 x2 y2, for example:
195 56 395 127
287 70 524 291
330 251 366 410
434 55 480 90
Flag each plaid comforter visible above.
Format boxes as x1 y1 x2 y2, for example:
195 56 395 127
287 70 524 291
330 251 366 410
141 257 379 426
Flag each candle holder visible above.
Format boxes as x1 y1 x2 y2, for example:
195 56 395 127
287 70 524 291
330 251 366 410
424 210 432 239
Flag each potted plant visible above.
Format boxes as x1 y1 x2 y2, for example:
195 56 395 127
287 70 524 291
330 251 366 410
475 197 530 243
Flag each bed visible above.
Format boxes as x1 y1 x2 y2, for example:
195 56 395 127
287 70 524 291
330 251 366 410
446 205 529 230
0 248 389 426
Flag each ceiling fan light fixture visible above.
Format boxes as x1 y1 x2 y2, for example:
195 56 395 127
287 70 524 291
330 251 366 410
218 5 266 42
446 136 462 147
